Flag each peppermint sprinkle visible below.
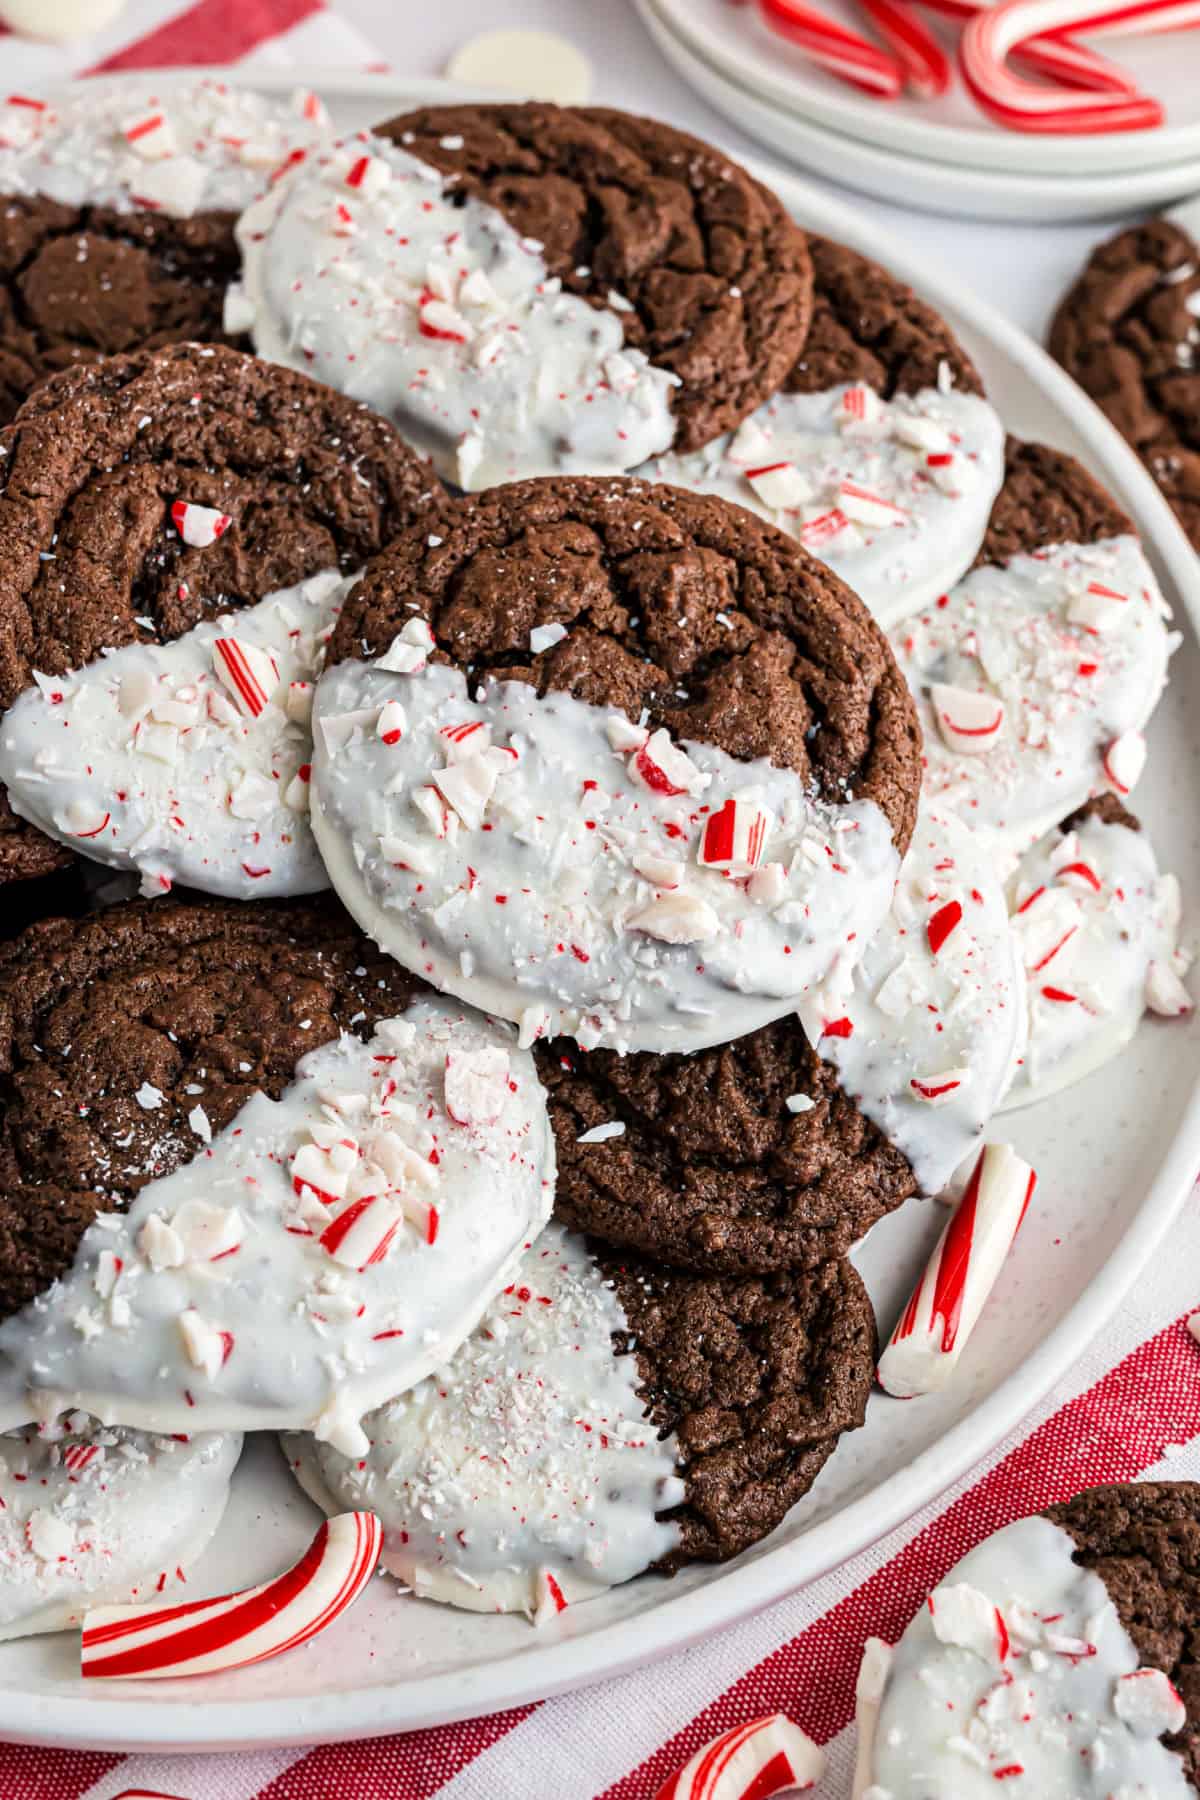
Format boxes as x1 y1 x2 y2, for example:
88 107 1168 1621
576 1120 626 1144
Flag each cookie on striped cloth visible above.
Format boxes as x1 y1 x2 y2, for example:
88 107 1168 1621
854 1481 1199 1794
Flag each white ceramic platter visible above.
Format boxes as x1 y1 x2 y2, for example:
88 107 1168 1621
638 0 1200 223
0 71 1198 1755
653 0 1200 177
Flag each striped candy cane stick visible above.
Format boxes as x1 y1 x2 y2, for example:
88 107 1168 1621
758 0 906 94
958 0 1195 130
82 1512 381 1679
859 0 954 94
654 1715 825 1800
877 1143 1037 1399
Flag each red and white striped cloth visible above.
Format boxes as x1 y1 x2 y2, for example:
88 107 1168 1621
0 0 386 82
0 1192 1192 1799
1 8 1198 1795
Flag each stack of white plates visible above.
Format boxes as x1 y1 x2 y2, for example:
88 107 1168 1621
636 0 1200 220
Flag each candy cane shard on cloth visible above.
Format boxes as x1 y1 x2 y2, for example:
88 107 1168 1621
957 0 1181 133
757 0 906 94
654 1714 825 1800
81 1512 381 1679
877 1143 1037 1399
850 1637 894 1800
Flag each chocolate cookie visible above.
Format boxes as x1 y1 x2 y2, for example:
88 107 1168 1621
889 437 1173 850
312 475 922 1054
543 793 1020 1265
233 105 813 487
376 104 812 452
617 1247 875 1567
644 236 1005 631
284 1222 876 1609
0 897 422 1316
1045 1482 1199 1788
0 897 556 1446
788 235 984 400
540 1024 917 1273
0 342 444 898
855 1482 1199 1792
0 80 333 425
1050 220 1200 550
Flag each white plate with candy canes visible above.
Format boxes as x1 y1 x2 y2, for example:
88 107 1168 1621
652 0 1200 178
637 0 1200 222
0 71 1197 1754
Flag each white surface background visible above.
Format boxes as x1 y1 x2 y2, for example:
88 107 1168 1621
334 0 1150 343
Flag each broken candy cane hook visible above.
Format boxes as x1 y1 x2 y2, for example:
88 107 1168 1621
958 0 1183 130
82 1512 381 1679
915 0 1141 91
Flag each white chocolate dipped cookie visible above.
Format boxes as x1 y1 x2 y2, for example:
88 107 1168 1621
890 442 1176 854
310 476 922 1056
0 80 336 424
284 1224 878 1613
815 803 1026 1198
233 103 814 488
1002 795 1191 1110
646 237 1005 632
853 1483 1199 1796
0 1416 241 1643
0 344 445 899
0 902 554 1454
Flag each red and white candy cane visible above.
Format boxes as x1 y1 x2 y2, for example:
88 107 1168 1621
81 1512 381 1679
758 0 906 95
654 1714 825 1800
915 0 1140 92
877 1142 1037 1399
859 0 953 95
958 0 1197 131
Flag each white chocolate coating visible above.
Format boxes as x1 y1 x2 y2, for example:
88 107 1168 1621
310 659 900 1055
234 134 678 489
0 1416 240 1642
284 1223 683 1616
1002 810 1189 1109
0 80 332 217
645 379 1005 632
889 535 1175 852
0 1000 555 1451
817 805 1025 1197
863 1513 1191 1797
0 570 350 900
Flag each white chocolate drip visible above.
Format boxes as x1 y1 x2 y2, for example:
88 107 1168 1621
646 380 1004 631
890 535 1175 851
285 1223 683 1616
865 1514 1191 1797
0 1001 555 1447
235 134 678 488
310 659 900 1055
0 569 351 900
